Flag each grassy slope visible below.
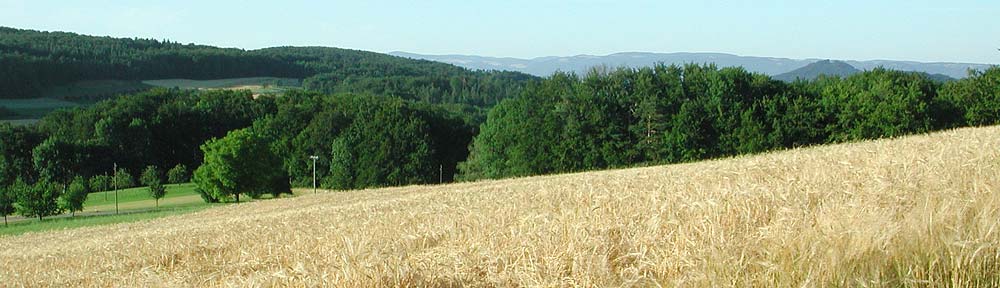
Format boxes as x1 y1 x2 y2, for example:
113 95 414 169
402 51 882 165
0 184 209 236
143 77 302 97
142 77 301 89
1 183 302 236
0 205 216 237
83 183 203 212
1 126 998 286
0 97 81 120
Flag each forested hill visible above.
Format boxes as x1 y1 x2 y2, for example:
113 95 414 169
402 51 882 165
773 60 860 82
0 27 535 105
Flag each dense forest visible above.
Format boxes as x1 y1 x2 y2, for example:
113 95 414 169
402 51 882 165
458 64 1000 179
0 89 479 192
0 27 534 105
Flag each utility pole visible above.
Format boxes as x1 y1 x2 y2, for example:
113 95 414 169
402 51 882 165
309 155 319 194
113 163 119 215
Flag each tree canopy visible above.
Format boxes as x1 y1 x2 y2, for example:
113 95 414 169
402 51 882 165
167 164 189 184
59 176 88 216
14 180 62 220
141 165 167 207
459 64 998 180
193 127 290 202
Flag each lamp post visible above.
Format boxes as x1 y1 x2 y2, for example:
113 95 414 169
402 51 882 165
309 155 319 194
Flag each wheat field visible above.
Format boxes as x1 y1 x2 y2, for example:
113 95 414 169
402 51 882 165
2 126 999 287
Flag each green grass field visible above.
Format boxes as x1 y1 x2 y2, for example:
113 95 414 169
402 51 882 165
83 183 205 212
0 97 82 120
85 183 198 206
0 183 210 236
0 183 301 236
0 205 217 237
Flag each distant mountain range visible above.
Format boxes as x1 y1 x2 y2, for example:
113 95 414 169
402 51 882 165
390 52 993 80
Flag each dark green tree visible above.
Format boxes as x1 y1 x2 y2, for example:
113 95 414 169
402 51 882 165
32 137 78 185
458 77 564 179
819 68 938 141
0 124 44 185
325 99 436 189
938 67 1000 126
762 89 830 148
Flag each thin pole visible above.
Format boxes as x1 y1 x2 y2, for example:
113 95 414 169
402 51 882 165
439 165 443 184
312 158 316 194
311 156 318 194
114 163 119 215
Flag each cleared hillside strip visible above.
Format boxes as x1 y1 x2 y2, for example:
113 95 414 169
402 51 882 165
1 126 999 286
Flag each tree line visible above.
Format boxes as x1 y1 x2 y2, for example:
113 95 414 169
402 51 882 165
0 88 483 221
0 27 535 106
458 64 1000 179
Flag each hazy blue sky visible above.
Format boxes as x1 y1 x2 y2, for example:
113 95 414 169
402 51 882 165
1 0 997 63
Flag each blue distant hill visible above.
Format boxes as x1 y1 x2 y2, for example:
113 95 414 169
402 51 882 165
391 51 989 79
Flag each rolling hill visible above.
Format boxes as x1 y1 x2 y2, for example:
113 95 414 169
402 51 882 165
392 51 992 79
774 60 957 82
773 60 861 81
0 27 534 106
2 125 997 286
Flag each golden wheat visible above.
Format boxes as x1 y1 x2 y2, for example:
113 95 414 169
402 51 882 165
1 126 999 287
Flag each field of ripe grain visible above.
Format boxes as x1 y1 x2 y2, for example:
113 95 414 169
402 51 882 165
2 126 999 287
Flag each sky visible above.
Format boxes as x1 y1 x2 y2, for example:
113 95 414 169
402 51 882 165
1 0 998 64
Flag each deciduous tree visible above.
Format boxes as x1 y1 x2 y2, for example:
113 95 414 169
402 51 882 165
193 128 289 203
167 164 189 184
15 180 62 221
59 176 89 216
141 165 167 207
89 174 111 192
114 168 135 189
